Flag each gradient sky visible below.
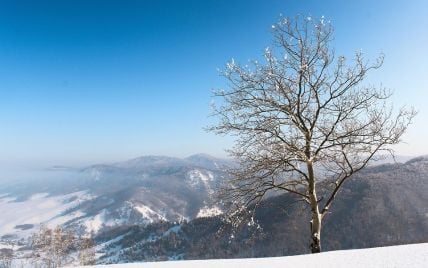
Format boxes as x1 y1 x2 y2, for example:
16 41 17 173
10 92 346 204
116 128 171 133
0 0 427 168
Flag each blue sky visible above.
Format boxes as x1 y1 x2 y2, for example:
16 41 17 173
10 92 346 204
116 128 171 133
0 0 427 168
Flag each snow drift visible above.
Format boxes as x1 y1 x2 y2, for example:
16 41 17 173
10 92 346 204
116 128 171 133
77 243 428 268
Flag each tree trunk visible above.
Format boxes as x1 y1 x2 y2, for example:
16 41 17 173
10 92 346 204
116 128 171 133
310 212 322 253
306 158 322 253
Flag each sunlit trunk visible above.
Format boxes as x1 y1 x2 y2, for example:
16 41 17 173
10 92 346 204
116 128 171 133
310 210 322 253
307 158 322 253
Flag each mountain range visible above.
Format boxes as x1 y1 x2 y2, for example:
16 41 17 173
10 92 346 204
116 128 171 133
0 154 427 264
0 154 231 241
94 155 428 263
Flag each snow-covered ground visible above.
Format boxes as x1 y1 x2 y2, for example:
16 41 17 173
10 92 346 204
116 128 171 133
0 191 92 238
78 243 428 268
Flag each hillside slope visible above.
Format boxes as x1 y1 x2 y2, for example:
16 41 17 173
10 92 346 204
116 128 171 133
96 156 428 263
0 154 231 240
77 243 428 268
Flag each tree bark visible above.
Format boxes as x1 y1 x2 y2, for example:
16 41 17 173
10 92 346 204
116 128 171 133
310 211 322 253
307 159 322 253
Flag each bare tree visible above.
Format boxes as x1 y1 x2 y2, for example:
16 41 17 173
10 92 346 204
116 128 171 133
0 248 13 268
209 15 416 253
31 225 75 267
78 236 96 266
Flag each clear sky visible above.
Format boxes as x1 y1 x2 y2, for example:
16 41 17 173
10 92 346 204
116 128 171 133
0 0 427 168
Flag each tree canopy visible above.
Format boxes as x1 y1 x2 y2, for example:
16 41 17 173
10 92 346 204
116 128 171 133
209 15 416 253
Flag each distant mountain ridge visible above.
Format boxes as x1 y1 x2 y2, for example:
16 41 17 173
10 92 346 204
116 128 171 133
0 154 233 240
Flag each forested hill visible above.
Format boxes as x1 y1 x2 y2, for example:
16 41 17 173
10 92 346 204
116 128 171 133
95 156 428 263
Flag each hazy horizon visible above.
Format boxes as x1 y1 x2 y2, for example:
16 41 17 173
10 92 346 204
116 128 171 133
1 0 427 168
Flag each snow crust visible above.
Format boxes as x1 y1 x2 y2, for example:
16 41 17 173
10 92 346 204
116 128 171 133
76 243 428 268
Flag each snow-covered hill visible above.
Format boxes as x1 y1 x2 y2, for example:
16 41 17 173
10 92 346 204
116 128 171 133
0 154 231 241
1 154 427 265
90 156 428 264
77 243 428 268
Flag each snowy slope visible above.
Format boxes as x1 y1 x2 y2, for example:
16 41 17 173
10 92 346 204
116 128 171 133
79 243 428 268
0 154 231 240
0 191 92 238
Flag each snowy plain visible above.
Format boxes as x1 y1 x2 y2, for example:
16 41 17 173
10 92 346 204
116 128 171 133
0 191 91 238
76 243 428 268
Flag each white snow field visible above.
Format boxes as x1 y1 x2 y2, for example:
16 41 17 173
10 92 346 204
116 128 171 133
0 191 92 238
80 243 428 268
